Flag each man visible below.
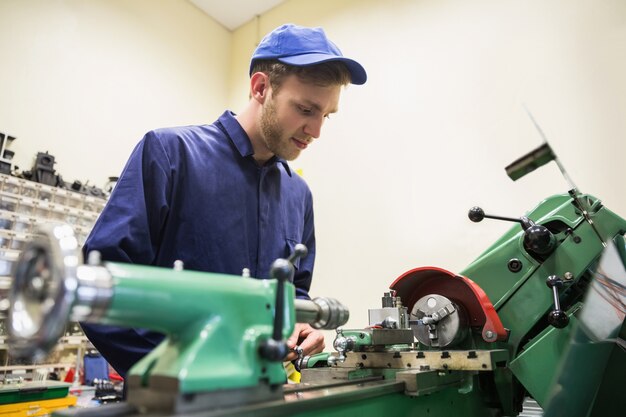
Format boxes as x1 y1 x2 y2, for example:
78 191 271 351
81 23 367 379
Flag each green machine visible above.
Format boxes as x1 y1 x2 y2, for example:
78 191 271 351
6 143 626 417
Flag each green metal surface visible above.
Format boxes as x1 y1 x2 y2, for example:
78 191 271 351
0 381 70 405
339 329 372 348
543 235 626 417
458 193 626 415
461 193 584 309
304 352 330 368
508 306 580 406
497 221 603 351
587 341 626 417
99 262 295 393
461 196 626 350
81 377 505 417
542 321 623 417
281 381 502 417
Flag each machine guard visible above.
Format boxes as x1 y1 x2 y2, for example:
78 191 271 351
390 266 508 343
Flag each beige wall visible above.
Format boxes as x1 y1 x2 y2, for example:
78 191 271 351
231 0 626 328
0 0 230 185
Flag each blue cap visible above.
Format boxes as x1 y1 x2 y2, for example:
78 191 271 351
249 24 367 85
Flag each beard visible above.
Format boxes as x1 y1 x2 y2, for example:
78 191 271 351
259 98 301 161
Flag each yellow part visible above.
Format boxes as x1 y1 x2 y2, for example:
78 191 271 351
0 395 77 417
284 362 301 383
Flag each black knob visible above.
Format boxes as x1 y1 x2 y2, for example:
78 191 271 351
546 275 562 289
524 225 557 255
270 259 294 282
468 207 485 222
547 310 569 328
258 338 289 361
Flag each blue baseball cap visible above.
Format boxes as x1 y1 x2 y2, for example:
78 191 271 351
249 24 367 85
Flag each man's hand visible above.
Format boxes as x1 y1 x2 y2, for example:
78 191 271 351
285 323 325 361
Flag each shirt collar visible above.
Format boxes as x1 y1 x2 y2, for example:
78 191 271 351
218 110 292 176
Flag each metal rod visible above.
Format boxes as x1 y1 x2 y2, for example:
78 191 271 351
483 214 524 224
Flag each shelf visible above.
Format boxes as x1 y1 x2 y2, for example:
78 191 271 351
0 363 73 372
0 171 107 380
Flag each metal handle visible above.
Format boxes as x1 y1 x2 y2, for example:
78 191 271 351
259 244 308 362
546 275 569 328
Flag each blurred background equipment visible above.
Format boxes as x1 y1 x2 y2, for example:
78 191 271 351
32 151 59 187
0 132 16 176
0 136 110 412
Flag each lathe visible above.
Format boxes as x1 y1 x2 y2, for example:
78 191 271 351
6 144 626 416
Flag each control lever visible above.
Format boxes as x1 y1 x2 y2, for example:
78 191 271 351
468 206 532 228
469 206 557 256
545 275 569 328
293 346 304 372
328 328 356 366
259 244 307 361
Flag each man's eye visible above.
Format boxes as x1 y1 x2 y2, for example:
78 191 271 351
324 114 331 120
298 105 313 114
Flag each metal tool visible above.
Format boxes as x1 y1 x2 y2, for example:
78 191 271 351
293 346 304 372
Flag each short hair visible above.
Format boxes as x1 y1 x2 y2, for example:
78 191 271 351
251 59 352 92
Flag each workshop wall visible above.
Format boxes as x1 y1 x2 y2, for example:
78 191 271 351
0 0 230 187
230 0 626 329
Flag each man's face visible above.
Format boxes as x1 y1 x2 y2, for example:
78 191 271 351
259 74 342 161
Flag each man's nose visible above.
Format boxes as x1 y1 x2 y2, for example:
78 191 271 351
303 117 324 139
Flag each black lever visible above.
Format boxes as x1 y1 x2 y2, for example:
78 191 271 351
523 224 557 255
469 207 556 256
546 275 569 328
259 244 307 361
468 207 534 229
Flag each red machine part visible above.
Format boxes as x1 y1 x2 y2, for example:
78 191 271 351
390 266 507 343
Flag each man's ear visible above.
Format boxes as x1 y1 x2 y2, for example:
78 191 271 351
250 72 271 104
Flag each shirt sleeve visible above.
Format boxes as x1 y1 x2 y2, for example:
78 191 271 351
80 131 171 377
83 131 171 265
293 190 315 300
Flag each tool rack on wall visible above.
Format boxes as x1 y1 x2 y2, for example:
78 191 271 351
0 172 107 382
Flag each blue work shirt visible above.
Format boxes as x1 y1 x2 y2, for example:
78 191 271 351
81 110 316 377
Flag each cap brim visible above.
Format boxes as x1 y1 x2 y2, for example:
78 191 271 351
278 53 367 85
